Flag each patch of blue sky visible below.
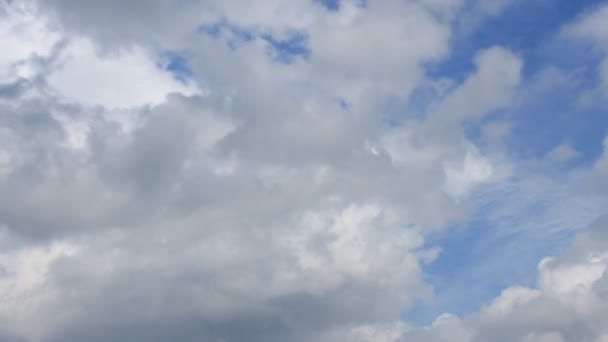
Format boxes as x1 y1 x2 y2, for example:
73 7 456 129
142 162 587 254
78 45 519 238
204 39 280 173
476 67 605 170
506 91 607 166
315 0 340 11
314 0 367 11
406 173 608 324
410 0 604 122
417 0 608 168
261 32 310 64
407 0 608 317
411 142 608 323
336 98 351 111
198 19 309 64
198 21 223 38
198 20 255 50
428 0 606 82
162 51 194 84
462 83 604 167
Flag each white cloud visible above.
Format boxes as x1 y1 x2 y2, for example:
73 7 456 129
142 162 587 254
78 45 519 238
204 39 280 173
0 241 79 339
47 38 199 108
562 4 608 50
443 147 494 199
430 47 522 126
562 3 608 100
399 217 608 342
0 1 60 82
0 1 199 109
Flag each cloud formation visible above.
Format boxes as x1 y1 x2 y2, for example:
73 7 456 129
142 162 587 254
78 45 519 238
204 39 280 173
0 0 607 341
400 217 608 342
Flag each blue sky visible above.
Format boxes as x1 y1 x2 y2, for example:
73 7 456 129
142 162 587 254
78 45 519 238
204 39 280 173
401 0 608 323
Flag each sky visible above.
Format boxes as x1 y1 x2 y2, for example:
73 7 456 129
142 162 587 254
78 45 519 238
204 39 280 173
0 0 608 341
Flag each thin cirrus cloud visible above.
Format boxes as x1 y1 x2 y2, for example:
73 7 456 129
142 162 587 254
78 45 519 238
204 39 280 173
0 0 607 341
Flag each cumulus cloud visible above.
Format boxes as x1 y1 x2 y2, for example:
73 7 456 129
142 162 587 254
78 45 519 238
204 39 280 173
0 0 486 340
397 217 608 342
0 1 199 109
0 1 60 83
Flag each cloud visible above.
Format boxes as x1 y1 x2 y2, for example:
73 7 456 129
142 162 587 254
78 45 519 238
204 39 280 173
562 4 608 50
0 1 199 109
0 0 481 339
47 37 199 108
443 146 494 199
0 201 431 341
398 217 608 342
31 0 211 49
430 47 522 126
562 3 608 100
544 143 580 164
0 1 60 83
0 0 516 338
0 0 606 341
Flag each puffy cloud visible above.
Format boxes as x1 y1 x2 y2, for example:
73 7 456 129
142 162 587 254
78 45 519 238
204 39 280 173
0 1 199 109
0 203 431 341
0 1 60 83
47 38 199 108
0 0 487 339
399 217 608 342
0 83 458 339
443 147 494 199
429 47 522 127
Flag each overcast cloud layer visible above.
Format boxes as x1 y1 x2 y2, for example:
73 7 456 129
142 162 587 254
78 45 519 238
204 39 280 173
0 0 607 341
